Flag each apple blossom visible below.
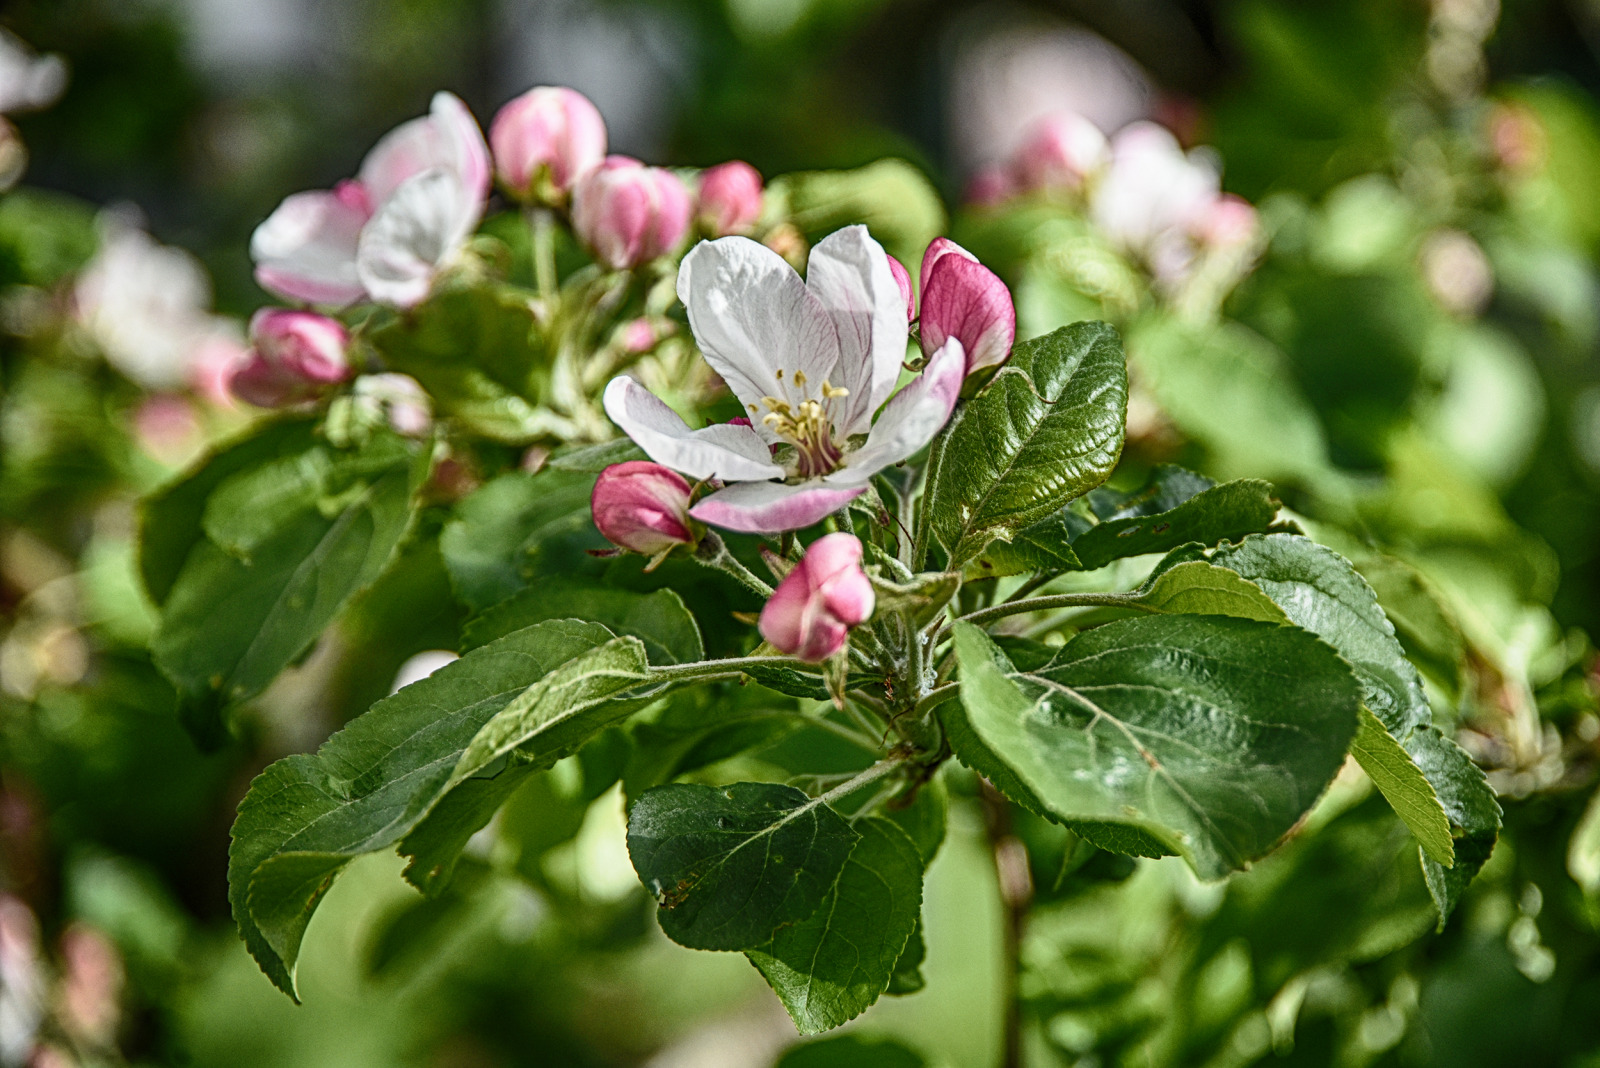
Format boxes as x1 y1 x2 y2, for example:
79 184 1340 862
75 216 241 392
229 309 353 408
1013 112 1109 192
887 254 914 320
918 237 1015 375
591 461 697 557
758 533 875 662
696 161 763 236
1089 121 1219 259
0 30 66 116
250 92 490 308
572 156 692 270
490 86 607 204
603 225 964 533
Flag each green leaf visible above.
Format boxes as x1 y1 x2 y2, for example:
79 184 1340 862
1070 470 1280 571
151 427 429 746
746 818 924 1034
1353 552 1467 699
926 321 1128 566
440 468 607 613
367 285 555 443
228 620 651 997
1349 706 1454 866
775 1034 929 1068
1569 786 1600 898
886 918 927 996
1129 557 1292 622
139 417 319 606
1209 534 1431 738
885 775 949 866
463 582 703 664
965 508 1083 579
1405 725 1500 927
953 616 1362 879
626 781 861 951
868 571 962 630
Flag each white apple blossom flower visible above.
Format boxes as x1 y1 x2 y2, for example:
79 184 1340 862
1089 121 1221 281
250 92 490 308
603 225 964 533
0 30 66 115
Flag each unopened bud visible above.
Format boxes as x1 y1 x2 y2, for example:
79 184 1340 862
918 238 1015 375
758 533 874 662
697 160 763 236
591 461 696 557
230 308 353 408
490 86 608 204
572 157 692 270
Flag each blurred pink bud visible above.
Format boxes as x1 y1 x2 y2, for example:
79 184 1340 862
1196 193 1258 248
230 308 352 408
133 396 203 465
887 254 914 320
759 533 874 662
58 924 122 1047
490 86 607 204
187 333 249 409
1488 102 1546 175
1012 113 1108 192
696 161 763 236
591 461 696 556
918 238 1015 374
964 166 1014 207
620 318 659 353
572 157 693 270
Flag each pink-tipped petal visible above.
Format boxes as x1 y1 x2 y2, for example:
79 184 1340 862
887 254 915 320
689 480 864 534
828 336 964 483
917 237 977 297
603 376 784 482
919 249 1015 373
250 189 370 306
356 169 478 308
804 225 907 434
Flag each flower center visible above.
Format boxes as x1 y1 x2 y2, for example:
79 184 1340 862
749 368 850 478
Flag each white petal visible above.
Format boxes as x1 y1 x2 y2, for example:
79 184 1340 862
360 93 489 206
356 169 477 308
677 236 842 441
804 225 908 434
603 377 785 482
250 189 369 306
690 479 864 534
826 337 964 485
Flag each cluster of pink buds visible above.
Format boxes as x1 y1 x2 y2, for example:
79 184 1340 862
229 309 353 408
760 533 875 662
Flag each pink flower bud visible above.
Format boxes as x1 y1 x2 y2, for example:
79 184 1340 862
591 461 696 556
759 533 875 662
572 157 692 270
887 254 915 320
1196 193 1258 249
918 238 1015 374
964 166 1015 207
697 160 764 236
490 86 608 204
1012 113 1109 193
229 308 353 408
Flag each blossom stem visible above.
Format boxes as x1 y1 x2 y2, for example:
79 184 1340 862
529 207 558 304
693 532 774 597
814 751 913 809
958 591 1157 629
647 654 816 685
912 681 960 717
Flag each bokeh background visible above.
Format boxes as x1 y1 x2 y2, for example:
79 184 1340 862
4 0 1600 1065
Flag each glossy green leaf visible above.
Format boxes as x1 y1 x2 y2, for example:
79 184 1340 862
1406 724 1501 927
926 321 1127 566
151 427 428 746
1209 534 1431 737
965 508 1083 579
440 468 607 613
463 583 703 663
953 616 1362 879
626 781 861 951
1130 557 1292 622
775 1034 928 1068
1350 706 1454 866
1070 470 1280 570
228 620 651 998
747 818 923 1033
